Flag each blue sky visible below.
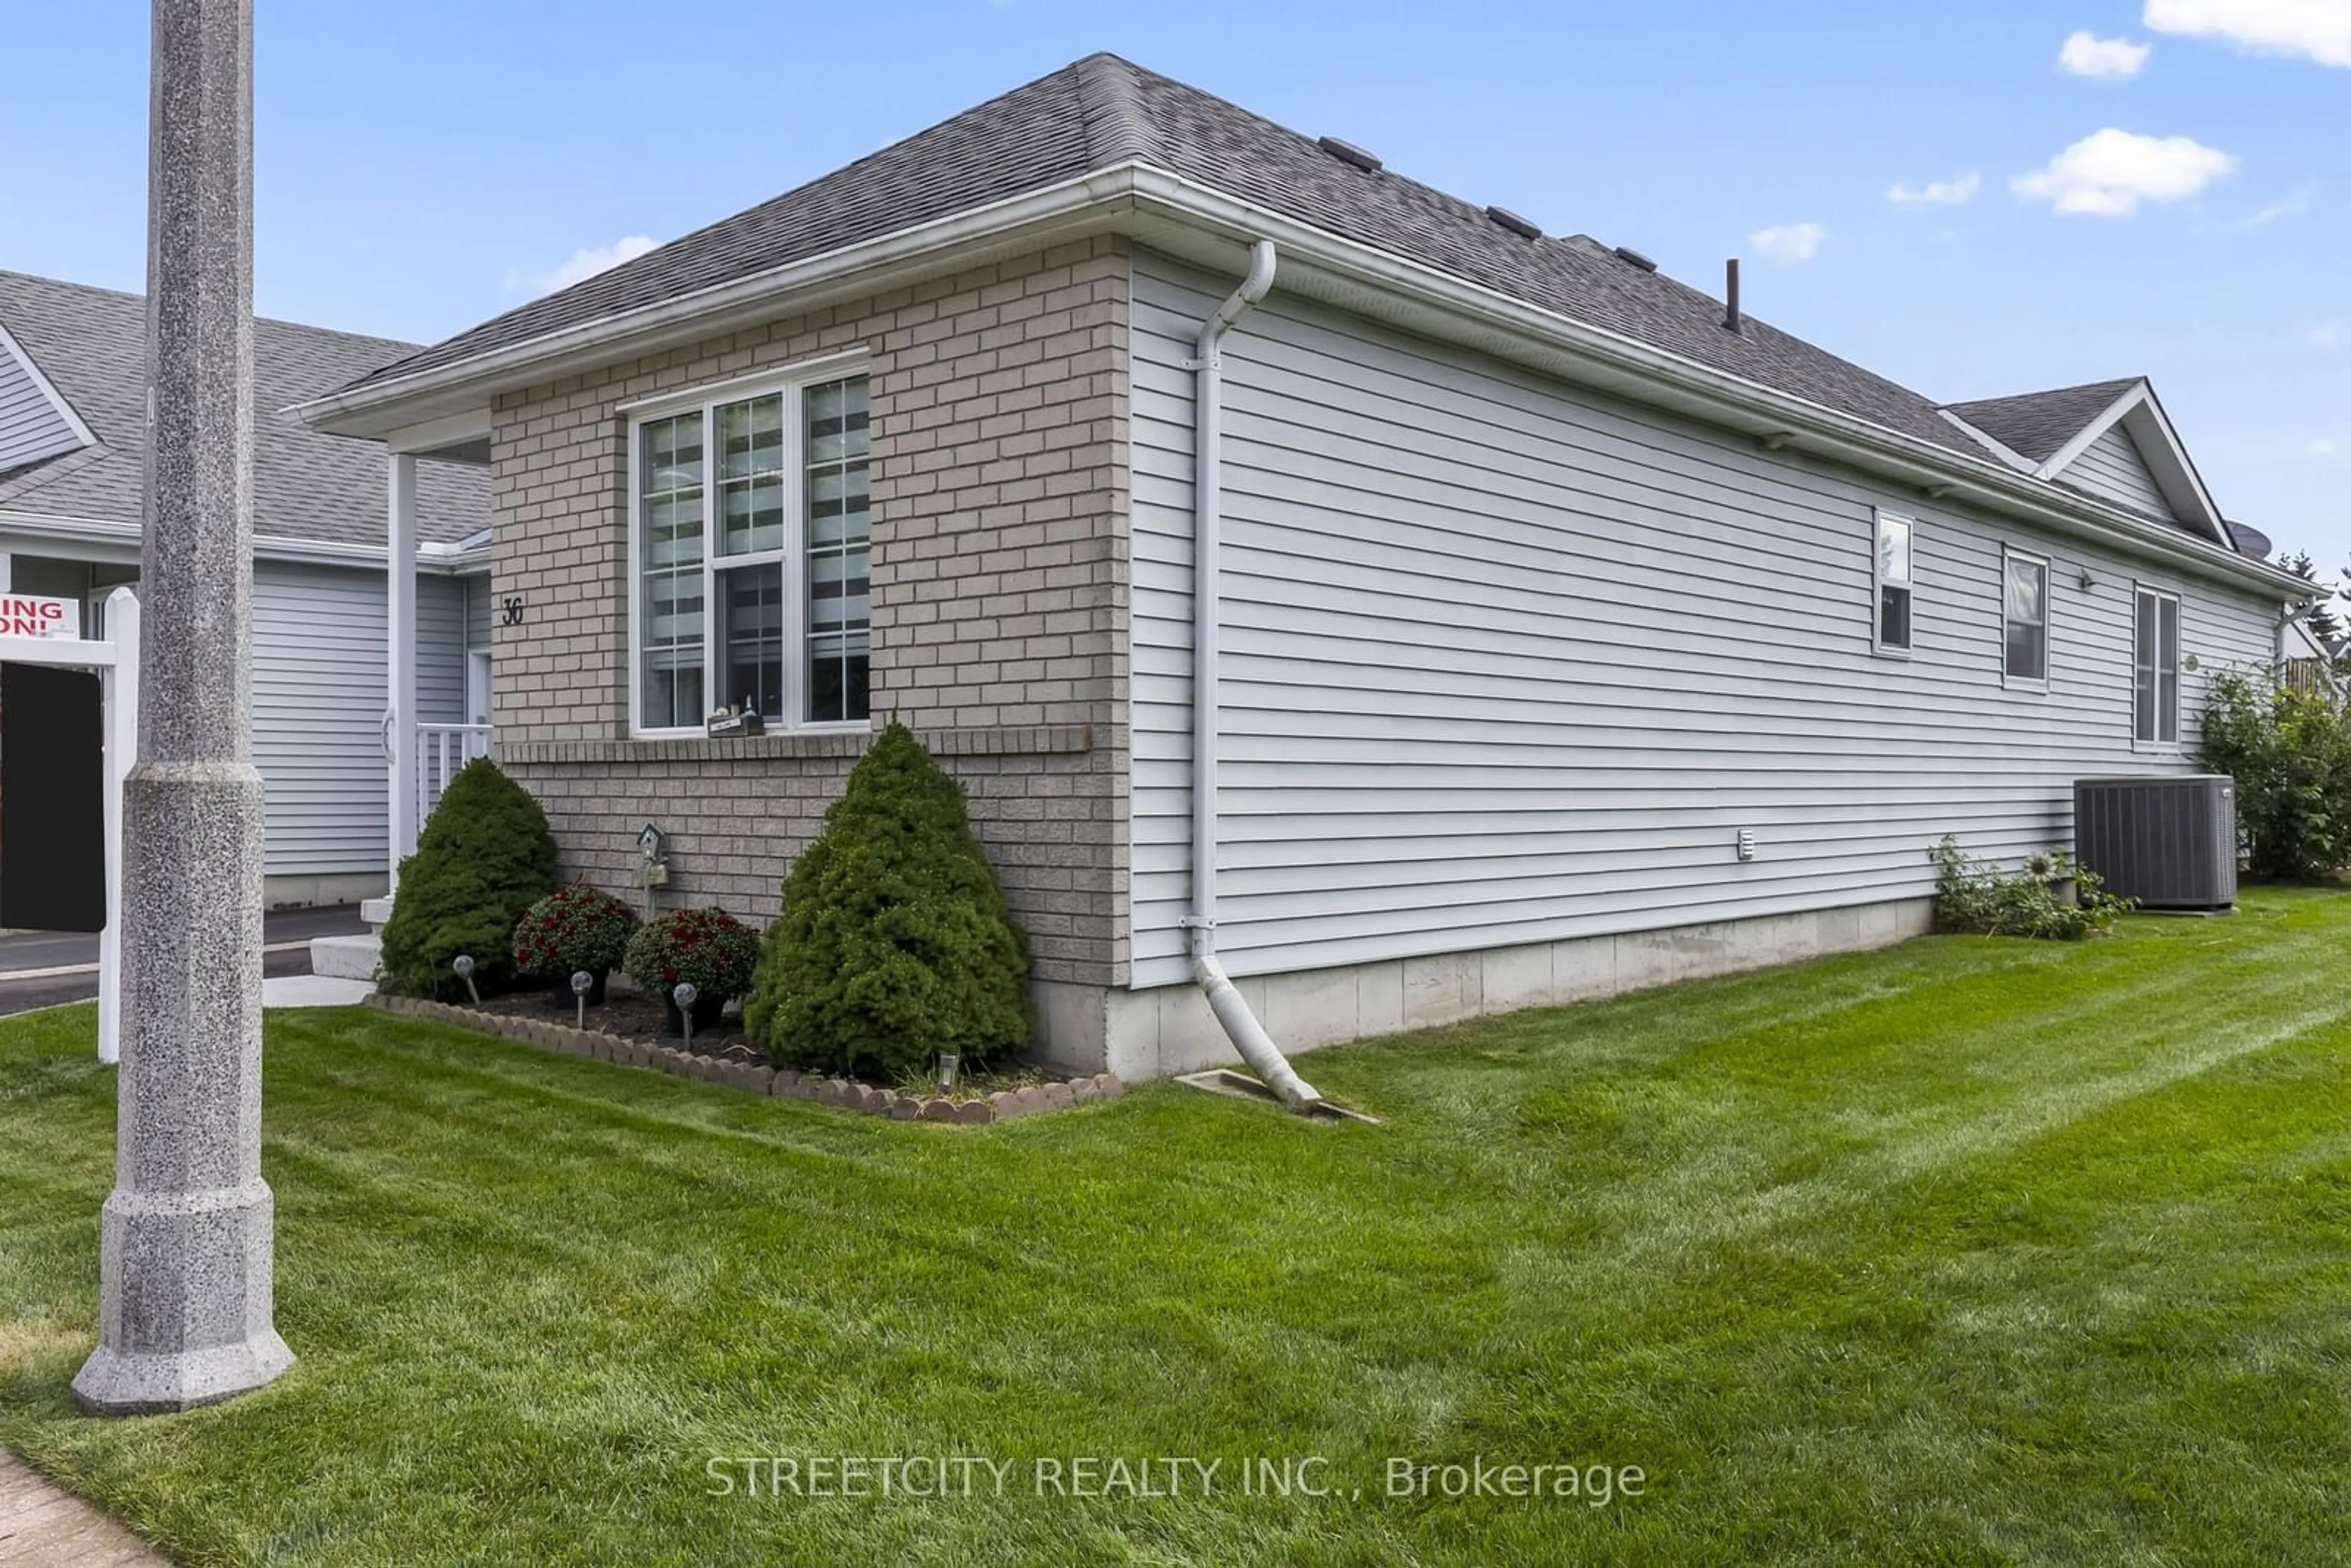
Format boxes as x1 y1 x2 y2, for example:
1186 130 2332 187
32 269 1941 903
4 2 2345 564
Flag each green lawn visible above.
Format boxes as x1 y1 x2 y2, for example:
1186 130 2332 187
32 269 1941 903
6 893 2351 1565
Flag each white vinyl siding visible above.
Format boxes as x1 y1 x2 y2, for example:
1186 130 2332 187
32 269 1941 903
252 561 472 876
1126 252 2278 988
2060 423 2172 521
463 571 492 654
418 573 468 727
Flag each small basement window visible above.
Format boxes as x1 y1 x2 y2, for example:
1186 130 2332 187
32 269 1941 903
1875 511 1914 653
2003 549 2049 685
2134 586 2181 745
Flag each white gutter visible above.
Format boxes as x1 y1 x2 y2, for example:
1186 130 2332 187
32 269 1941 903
1182 239 1321 1114
0 508 482 573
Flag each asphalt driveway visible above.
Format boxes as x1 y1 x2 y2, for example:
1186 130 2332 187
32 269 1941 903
0 904 364 1015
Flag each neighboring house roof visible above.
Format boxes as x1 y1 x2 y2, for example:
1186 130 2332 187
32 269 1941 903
331 54 1983 462
0 269 484 552
1941 379 2142 466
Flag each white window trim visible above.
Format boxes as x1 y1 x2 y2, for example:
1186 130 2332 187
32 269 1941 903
2001 546 2051 691
2132 582 2183 750
624 351 873 740
1873 508 1915 658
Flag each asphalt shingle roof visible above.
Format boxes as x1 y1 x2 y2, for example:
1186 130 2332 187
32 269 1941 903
1941 378 2142 466
334 54 1987 461
0 269 484 550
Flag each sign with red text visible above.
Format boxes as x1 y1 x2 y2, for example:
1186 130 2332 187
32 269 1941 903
0 595 80 640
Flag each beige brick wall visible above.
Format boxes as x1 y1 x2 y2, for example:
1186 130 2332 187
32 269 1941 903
486 239 1131 989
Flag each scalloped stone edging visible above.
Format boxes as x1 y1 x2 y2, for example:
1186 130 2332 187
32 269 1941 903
362 992 1123 1123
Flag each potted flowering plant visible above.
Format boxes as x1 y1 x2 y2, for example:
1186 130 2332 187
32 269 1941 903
511 880 639 1008
623 907 762 1036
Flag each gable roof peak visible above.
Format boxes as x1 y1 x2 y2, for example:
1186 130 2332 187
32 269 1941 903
1940 377 2146 466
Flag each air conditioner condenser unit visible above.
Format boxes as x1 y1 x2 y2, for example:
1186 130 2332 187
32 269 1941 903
2073 775 2237 911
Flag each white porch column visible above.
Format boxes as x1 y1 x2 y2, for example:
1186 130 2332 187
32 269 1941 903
388 451 419 887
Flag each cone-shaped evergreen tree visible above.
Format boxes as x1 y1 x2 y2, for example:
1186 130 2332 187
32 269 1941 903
746 722 1031 1079
377 757 561 999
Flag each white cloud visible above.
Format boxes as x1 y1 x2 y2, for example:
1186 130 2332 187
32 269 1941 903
504 234 659 298
1888 171 1984 208
1750 222 1826 263
2145 0 2351 67
2313 436 2343 457
2314 320 2349 347
2060 29 2154 75
2226 182 2317 228
2011 128 2237 216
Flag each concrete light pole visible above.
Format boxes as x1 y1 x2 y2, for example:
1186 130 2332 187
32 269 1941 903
72 0 292 1414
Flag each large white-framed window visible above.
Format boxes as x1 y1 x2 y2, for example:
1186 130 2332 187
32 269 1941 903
2134 585 2181 745
2001 548 2049 687
1874 509 1914 654
626 356 871 738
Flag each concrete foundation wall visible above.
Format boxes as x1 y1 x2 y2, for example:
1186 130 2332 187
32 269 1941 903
261 871 386 910
1030 896 1935 1080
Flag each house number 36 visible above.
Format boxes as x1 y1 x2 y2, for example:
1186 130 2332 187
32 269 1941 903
500 595 526 628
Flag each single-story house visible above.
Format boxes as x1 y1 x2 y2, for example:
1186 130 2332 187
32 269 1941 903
0 269 489 906
296 54 2309 1082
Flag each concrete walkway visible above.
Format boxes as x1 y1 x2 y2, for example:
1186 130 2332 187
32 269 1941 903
260 974 374 1008
0 1449 166 1566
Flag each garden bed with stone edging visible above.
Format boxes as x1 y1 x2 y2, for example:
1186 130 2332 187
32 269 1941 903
362 994 1123 1124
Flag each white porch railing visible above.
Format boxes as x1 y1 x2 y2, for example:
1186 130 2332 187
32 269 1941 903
417 723 491 826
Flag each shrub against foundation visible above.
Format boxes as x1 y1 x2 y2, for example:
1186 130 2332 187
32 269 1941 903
746 722 1031 1081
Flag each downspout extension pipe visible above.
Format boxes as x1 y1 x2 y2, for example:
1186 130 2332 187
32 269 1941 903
1185 239 1322 1112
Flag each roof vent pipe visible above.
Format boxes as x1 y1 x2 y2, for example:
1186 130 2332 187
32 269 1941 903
1185 239 1322 1113
1724 258 1741 334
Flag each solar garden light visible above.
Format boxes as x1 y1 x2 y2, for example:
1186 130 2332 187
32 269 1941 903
937 1052 961 1093
672 982 699 1049
570 970 594 1030
452 955 480 1007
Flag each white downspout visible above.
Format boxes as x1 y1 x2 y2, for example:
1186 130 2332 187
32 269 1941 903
1185 239 1322 1112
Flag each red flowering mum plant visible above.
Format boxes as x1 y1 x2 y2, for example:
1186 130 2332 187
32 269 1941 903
511 879 640 983
621 907 762 1004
